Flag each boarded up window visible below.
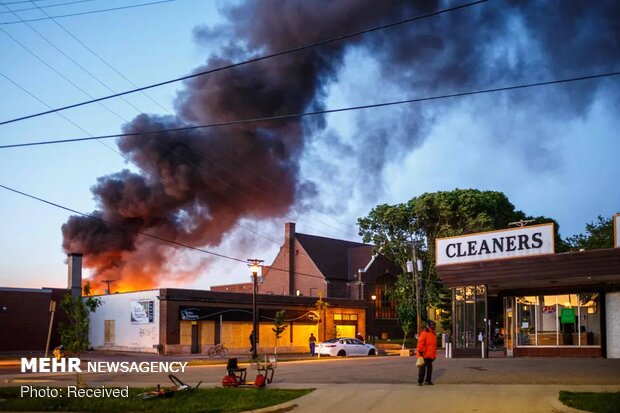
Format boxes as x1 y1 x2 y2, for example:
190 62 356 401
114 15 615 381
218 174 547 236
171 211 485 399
104 320 115 344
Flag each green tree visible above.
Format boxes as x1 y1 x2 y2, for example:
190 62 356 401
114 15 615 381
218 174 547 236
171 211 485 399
58 283 101 354
387 274 416 348
271 310 287 355
565 215 614 250
359 189 563 337
357 202 424 332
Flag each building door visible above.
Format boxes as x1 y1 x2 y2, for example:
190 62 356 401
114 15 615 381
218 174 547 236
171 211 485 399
104 320 115 345
336 325 355 338
453 286 487 357
191 322 199 354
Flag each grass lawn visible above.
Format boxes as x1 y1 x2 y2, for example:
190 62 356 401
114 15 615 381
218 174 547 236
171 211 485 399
559 391 620 413
0 386 313 413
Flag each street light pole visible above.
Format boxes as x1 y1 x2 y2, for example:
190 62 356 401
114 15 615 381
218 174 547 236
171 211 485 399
371 294 377 345
247 258 263 360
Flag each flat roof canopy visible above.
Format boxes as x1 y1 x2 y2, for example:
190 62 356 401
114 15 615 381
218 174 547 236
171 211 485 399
436 248 620 294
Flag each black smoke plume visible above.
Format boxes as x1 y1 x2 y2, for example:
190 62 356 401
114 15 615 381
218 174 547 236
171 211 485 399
62 0 620 290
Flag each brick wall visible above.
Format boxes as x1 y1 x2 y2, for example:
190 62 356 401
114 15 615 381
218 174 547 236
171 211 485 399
0 288 69 352
606 291 620 358
260 239 326 297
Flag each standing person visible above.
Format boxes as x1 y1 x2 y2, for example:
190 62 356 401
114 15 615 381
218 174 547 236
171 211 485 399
309 333 317 356
356 332 364 343
249 330 255 355
416 320 438 386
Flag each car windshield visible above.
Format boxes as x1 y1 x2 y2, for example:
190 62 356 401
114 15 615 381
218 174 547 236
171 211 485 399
321 338 339 344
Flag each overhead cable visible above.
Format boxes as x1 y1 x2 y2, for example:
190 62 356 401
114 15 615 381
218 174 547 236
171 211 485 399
0 182 329 279
0 0 487 125
0 0 174 25
2 70 618 150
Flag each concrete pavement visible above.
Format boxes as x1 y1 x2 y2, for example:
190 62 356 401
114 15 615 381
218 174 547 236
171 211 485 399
263 383 619 413
2 352 620 413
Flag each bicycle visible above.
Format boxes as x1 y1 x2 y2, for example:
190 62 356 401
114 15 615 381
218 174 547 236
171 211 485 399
207 343 229 357
136 374 202 399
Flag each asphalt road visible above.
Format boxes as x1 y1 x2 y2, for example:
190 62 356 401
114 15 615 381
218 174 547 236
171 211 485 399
3 353 620 387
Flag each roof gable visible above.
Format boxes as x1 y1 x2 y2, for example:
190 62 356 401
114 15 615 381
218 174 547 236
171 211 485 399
296 233 371 281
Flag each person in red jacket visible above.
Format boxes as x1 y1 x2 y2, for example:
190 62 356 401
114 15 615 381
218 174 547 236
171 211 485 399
416 320 438 386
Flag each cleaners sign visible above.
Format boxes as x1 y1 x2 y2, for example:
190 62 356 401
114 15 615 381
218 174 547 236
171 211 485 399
435 223 554 266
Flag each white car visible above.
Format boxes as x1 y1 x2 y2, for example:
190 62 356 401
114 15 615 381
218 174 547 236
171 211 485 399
317 337 377 357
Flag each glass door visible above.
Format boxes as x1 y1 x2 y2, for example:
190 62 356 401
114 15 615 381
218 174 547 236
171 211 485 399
453 285 487 355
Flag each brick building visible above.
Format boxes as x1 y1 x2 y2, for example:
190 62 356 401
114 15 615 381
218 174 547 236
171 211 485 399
89 288 366 354
213 223 403 341
0 287 69 353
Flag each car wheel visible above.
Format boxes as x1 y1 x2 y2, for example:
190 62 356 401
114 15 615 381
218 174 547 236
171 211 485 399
337 350 346 357
368 349 376 356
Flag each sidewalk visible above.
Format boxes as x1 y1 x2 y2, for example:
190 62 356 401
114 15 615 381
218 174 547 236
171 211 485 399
264 383 617 413
3 352 619 413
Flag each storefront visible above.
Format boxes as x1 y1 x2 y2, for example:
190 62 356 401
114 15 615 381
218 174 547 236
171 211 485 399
90 288 366 355
435 223 620 358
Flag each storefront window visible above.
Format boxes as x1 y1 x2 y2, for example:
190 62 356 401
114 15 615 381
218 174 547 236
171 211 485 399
537 295 557 346
558 294 578 345
580 293 600 345
513 293 600 347
516 296 536 345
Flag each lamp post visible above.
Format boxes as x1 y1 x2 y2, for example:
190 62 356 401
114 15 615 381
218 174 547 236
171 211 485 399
247 258 263 360
370 294 377 345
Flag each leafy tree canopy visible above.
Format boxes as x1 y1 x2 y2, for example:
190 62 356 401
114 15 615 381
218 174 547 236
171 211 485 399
58 283 101 354
358 189 563 333
565 215 614 250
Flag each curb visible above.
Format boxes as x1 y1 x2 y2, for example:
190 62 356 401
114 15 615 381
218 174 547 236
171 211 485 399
240 388 316 413
243 402 298 413
549 397 592 413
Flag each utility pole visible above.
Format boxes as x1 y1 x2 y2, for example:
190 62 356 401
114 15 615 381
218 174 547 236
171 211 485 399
44 300 56 358
102 280 116 294
412 246 422 335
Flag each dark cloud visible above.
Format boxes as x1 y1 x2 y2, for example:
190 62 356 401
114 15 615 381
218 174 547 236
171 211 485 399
62 0 620 288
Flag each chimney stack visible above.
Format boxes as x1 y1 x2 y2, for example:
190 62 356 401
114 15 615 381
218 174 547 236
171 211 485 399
67 253 83 298
285 223 295 295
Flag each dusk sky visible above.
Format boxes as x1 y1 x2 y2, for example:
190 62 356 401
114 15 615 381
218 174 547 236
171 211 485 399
0 0 618 293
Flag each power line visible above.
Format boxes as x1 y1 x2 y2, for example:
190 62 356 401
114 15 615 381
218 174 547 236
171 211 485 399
0 0 95 14
0 69 136 163
1 0 46 5
0 0 174 25
2 70 618 149
2 4 356 243
0 0 485 239
0 0 487 125
0 182 331 280
0 26 133 125
0 182 249 264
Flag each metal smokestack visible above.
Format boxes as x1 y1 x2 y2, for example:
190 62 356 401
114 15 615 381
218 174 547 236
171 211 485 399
67 253 83 298
285 222 295 295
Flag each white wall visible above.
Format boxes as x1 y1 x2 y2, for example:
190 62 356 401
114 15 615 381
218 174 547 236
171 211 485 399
89 290 160 353
606 292 620 359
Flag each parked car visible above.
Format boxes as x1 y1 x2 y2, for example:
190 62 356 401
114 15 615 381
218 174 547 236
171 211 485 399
317 337 377 357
